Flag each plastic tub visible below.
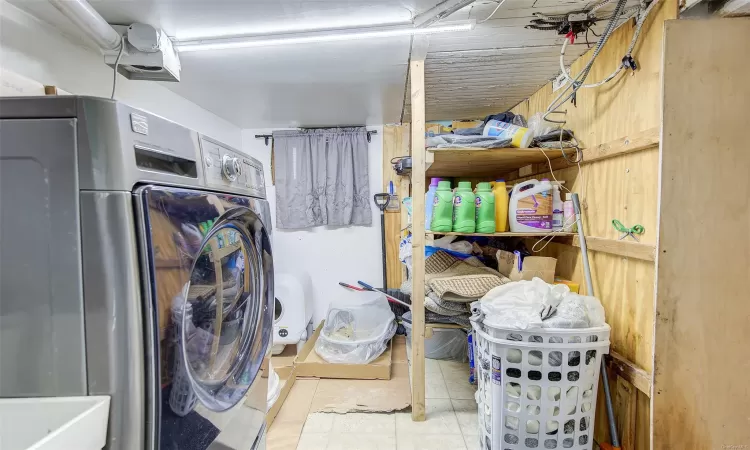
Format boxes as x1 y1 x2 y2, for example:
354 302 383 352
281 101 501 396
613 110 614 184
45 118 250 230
402 311 467 361
315 291 397 364
471 318 610 449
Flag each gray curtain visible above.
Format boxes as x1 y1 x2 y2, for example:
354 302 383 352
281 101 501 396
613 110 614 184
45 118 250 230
272 127 371 229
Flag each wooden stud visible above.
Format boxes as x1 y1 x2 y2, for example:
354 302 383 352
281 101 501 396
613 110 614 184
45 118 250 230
606 351 652 398
569 236 656 262
409 59 426 422
382 125 412 288
501 127 660 182
614 377 637 450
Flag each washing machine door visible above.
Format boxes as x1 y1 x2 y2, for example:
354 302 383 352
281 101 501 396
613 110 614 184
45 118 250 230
135 185 273 450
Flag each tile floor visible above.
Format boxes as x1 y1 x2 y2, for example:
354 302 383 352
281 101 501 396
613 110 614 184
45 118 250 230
268 358 479 450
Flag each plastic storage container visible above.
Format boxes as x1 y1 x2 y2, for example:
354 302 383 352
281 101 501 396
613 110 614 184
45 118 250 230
431 181 454 233
483 119 533 148
509 179 553 232
402 311 467 361
315 291 397 364
493 180 510 232
564 193 577 233
475 182 496 233
552 183 564 231
425 178 442 231
452 181 476 233
471 319 610 450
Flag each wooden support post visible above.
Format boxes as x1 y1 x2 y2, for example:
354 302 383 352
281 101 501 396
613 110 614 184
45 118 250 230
409 59 426 422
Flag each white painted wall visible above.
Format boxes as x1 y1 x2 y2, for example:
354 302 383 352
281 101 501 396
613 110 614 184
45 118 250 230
0 0 242 148
242 128 384 324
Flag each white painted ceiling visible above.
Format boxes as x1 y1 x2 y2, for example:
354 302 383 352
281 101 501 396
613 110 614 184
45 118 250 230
11 0 635 127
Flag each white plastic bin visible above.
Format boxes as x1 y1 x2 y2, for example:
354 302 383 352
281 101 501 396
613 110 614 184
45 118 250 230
471 318 610 450
315 291 397 364
403 312 468 361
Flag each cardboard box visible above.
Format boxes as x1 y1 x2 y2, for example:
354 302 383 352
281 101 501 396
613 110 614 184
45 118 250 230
294 321 392 380
309 336 410 413
496 250 556 283
452 120 483 129
262 365 297 429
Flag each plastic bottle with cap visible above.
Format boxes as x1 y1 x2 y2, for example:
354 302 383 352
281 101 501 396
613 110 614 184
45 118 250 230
493 179 510 232
425 178 442 231
475 182 496 233
452 181 476 233
430 181 454 233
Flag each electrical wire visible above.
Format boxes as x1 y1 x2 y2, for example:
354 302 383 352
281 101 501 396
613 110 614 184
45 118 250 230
531 214 581 253
544 0 627 122
556 0 659 90
477 0 508 24
110 43 125 99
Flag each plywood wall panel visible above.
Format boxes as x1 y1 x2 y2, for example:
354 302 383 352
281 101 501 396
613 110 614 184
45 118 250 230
653 17 750 449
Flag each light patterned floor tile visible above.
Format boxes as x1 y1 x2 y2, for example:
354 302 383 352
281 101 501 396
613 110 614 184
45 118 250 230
462 433 482 450
425 369 450 399
327 433 396 450
438 359 470 376
442 370 478 400
331 412 395 434
296 432 330 450
395 398 461 434
425 358 442 373
451 399 479 437
396 433 468 450
302 413 335 434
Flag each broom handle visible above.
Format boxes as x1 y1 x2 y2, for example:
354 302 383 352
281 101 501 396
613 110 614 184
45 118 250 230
572 194 620 448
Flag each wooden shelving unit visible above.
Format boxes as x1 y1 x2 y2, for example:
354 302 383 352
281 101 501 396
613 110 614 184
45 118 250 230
427 231 576 238
425 147 567 177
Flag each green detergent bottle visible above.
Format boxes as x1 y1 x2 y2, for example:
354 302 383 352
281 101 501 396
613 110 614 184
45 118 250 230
452 181 476 233
430 181 454 233
475 182 496 233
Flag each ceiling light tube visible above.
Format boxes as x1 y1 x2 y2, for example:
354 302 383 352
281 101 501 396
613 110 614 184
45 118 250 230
174 20 475 52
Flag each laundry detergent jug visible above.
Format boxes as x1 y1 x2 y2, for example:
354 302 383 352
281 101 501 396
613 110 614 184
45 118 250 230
452 181 476 233
475 182 495 233
430 181 454 233
509 179 553 232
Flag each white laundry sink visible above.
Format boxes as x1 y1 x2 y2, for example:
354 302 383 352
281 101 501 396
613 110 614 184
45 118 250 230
0 396 110 450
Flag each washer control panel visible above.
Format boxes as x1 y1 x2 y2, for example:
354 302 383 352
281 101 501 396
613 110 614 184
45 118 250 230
199 136 266 198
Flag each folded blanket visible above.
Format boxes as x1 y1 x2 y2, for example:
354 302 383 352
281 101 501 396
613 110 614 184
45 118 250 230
425 292 470 316
425 311 471 328
426 251 510 302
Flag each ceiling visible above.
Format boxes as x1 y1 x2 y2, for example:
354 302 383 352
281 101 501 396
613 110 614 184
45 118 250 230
11 0 634 127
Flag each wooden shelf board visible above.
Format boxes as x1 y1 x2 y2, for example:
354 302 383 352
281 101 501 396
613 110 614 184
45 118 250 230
425 322 467 338
426 323 465 329
425 147 566 177
427 231 576 238
551 235 656 262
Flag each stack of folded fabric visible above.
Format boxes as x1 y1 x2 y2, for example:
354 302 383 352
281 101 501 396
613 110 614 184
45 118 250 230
403 250 511 327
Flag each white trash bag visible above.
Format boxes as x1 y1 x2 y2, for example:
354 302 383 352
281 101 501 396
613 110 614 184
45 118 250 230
315 290 397 364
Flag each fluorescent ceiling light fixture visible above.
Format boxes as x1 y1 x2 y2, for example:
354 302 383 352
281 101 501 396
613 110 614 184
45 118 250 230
174 20 475 52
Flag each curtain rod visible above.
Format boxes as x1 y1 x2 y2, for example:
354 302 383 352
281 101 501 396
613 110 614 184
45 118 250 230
254 129 378 146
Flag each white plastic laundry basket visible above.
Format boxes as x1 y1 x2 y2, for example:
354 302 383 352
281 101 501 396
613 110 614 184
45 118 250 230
471 319 610 450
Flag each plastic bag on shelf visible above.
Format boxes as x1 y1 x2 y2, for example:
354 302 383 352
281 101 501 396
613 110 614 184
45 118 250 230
315 290 397 364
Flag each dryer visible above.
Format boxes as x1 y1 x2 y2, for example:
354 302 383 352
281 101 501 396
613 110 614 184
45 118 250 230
0 96 273 450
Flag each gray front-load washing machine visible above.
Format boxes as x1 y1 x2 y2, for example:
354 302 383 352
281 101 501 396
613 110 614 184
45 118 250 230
0 96 273 450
